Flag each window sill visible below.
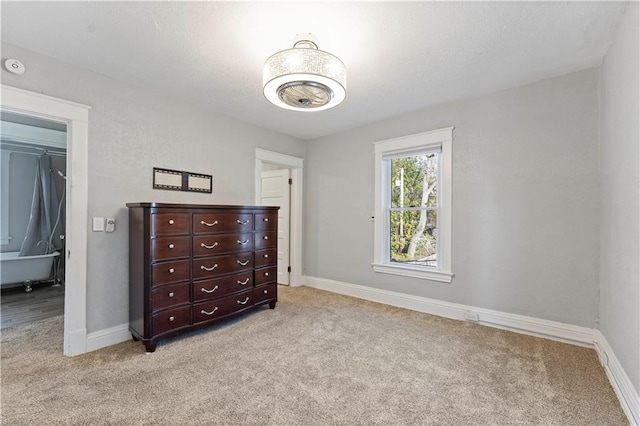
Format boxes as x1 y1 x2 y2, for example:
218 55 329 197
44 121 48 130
372 263 453 283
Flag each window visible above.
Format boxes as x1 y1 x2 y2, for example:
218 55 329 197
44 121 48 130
372 127 453 283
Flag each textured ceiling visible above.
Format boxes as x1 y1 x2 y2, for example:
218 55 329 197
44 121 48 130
0 1 628 140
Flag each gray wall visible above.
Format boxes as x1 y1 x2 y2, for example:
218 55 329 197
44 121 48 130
305 69 600 327
1 150 66 253
1 42 305 332
599 3 639 394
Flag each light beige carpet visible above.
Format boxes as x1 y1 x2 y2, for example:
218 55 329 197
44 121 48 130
1 286 627 425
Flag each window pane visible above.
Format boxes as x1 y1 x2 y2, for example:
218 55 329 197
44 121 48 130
389 209 437 267
390 154 438 208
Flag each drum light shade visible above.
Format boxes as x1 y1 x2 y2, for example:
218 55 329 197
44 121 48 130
263 35 346 112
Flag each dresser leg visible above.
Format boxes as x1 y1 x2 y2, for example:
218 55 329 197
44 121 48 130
144 341 157 353
269 301 276 309
131 334 140 342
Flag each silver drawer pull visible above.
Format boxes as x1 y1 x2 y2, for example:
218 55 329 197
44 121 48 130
263 289 268 294
263 254 269 258
237 278 250 286
169 268 175 274
237 219 250 225
237 239 249 246
169 316 175 322
263 218 269 222
168 243 175 249
200 242 219 249
263 236 269 240
200 220 218 227
168 292 175 298
265 272 269 276
201 285 219 294
168 219 174 225
237 260 250 266
201 264 218 271
201 307 219 316
237 297 250 305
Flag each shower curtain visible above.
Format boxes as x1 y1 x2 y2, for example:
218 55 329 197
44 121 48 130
18 154 63 256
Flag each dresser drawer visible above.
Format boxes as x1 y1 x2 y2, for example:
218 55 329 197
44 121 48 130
193 213 253 234
255 212 277 230
152 305 190 335
151 259 190 286
151 236 191 261
193 271 253 302
255 248 277 268
151 213 190 236
152 282 190 313
193 253 254 280
193 290 253 324
254 283 277 305
255 231 277 250
255 266 277 286
193 233 254 257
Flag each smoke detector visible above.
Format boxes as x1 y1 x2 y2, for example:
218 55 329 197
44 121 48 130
4 59 25 76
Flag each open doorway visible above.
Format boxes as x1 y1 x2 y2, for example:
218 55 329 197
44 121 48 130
1 112 67 327
1 85 90 356
255 148 303 287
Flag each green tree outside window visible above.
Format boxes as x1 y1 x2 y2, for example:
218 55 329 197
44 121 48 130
389 153 438 267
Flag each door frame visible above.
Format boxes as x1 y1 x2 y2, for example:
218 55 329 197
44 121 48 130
1 85 90 356
254 148 303 286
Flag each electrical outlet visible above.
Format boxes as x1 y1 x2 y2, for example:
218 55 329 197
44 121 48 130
105 218 116 233
463 310 479 322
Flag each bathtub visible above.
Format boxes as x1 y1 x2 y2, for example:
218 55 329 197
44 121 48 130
0 251 60 292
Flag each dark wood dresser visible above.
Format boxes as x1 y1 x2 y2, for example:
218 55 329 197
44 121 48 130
127 202 279 352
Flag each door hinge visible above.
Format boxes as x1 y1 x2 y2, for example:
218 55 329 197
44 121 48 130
288 178 292 185
287 266 291 273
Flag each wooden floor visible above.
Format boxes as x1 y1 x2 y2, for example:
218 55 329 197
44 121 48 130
1 283 64 329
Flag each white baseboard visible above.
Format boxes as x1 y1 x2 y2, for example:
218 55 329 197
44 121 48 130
303 275 638 425
304 276 594 346
594 331 640 425
86 323 130 353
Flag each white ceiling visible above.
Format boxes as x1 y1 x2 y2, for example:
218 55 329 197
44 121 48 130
1 1 628 140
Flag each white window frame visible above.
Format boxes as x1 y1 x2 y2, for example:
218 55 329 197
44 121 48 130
372 127 453 283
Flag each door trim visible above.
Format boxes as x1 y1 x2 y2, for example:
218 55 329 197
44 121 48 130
1 85 90 356
255 148 303 286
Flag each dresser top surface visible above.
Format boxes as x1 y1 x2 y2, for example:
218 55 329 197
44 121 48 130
126 202 279 211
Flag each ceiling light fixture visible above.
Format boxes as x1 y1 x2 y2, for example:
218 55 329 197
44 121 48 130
263 34 346 112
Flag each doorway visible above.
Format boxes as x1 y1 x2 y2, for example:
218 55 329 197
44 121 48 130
260 167 291 285
254 148 303 286
0 112 67 327
1 85 90 356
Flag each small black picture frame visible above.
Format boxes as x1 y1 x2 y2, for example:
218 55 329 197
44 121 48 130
153 167 212 193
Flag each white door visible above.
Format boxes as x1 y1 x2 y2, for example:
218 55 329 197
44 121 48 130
260 169 291 285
